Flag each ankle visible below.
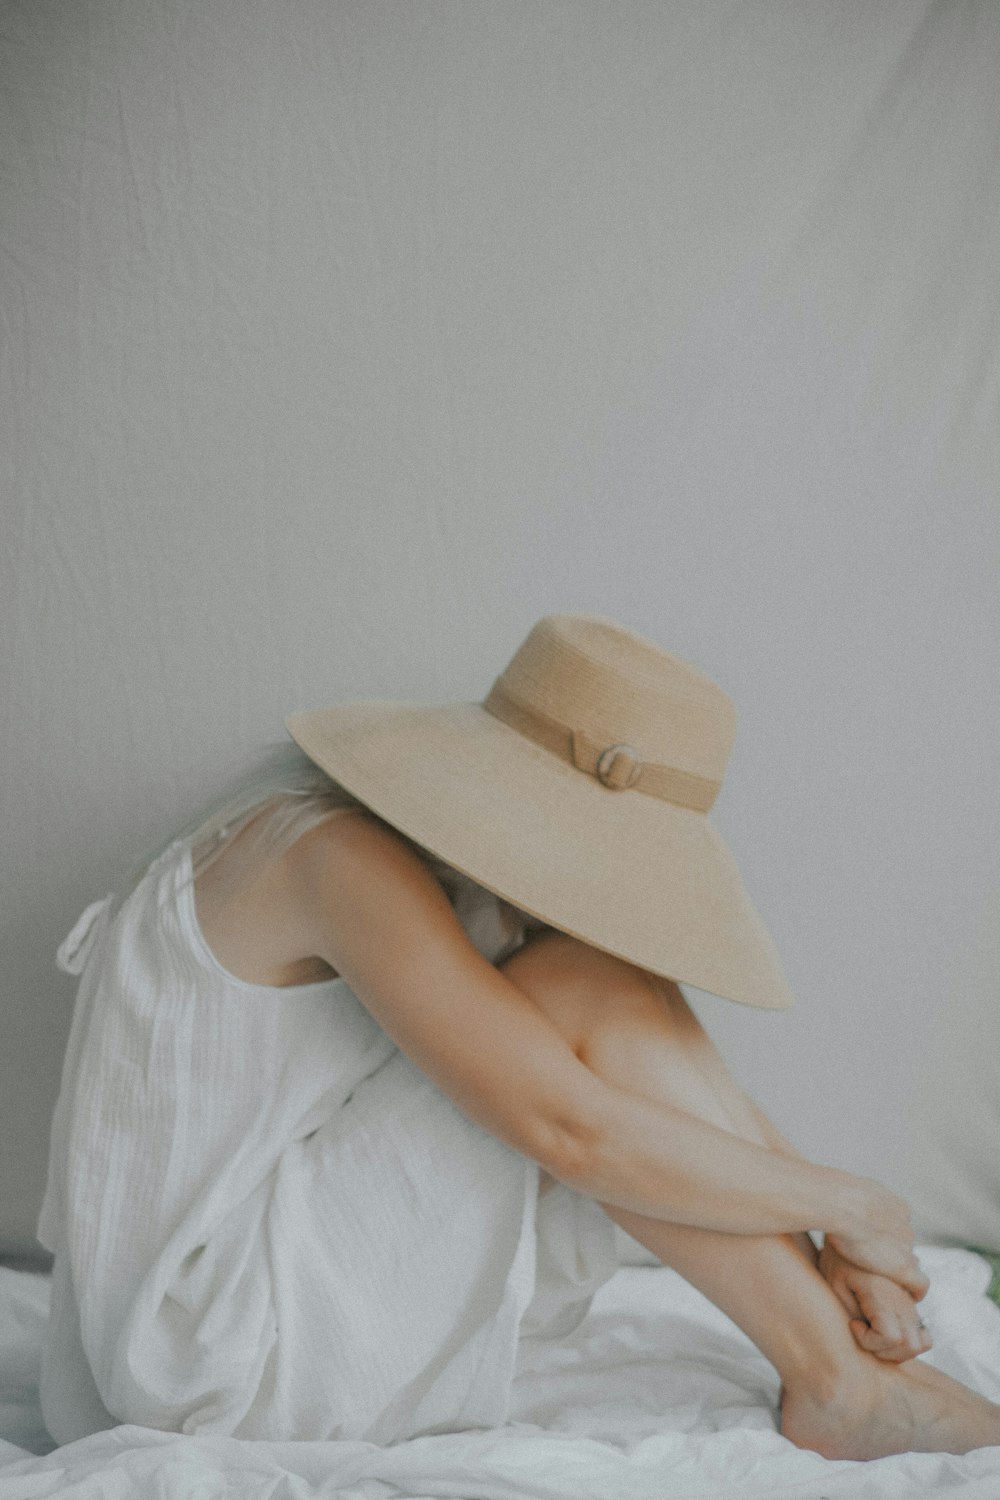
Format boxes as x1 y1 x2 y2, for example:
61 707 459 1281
780 1356 877 1461
781 1342 862 1411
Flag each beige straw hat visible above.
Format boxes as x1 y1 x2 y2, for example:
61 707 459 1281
286 614 793 1010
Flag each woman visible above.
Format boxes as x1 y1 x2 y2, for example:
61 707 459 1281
38 613 1000 1459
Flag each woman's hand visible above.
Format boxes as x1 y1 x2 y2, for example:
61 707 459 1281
825 1179 929 1301
818 1237 932 1362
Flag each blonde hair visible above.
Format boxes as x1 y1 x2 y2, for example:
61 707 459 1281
185 744 362 892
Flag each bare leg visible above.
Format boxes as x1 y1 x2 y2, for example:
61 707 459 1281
504 936 1000 1459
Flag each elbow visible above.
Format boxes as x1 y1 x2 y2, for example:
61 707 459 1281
523 1099 605 1191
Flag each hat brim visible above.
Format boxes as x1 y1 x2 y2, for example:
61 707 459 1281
286 701 793 1010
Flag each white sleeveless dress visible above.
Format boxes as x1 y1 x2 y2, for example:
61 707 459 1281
37 838 619 1445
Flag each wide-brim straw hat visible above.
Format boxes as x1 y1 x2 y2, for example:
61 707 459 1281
286 614 793 1010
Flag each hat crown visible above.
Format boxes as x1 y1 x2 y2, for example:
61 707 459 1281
493 615 737 786
286 610 792 1007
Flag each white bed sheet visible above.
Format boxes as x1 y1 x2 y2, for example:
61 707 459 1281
2 1249 1000 1499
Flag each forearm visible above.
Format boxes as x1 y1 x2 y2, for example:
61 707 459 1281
740 1091 927 1308
556 1076 871 1239
740 1091 823 1248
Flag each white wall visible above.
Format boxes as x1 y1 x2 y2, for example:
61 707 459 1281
2 0 998 1258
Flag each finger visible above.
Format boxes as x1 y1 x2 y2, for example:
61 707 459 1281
849 1317 932 1363
854 1282 902 1336
850 1318 884 1354
824 1236 929 1298
857 1300 905 1351
849 1319 910 1362
889 1263 929 1300
880 1242 927 1299
829 1279 863 1322
855 1282 930 1353
900 1256 930 1301
870 1336 929 1363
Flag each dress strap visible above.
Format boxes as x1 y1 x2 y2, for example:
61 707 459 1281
56 896 115 976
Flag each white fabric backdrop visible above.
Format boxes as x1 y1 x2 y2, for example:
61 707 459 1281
2 0 998 1258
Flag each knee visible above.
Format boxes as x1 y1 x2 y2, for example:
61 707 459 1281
500 928 650 1008
500 929 696 1066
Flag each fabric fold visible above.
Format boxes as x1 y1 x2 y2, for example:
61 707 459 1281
39 839 618 1445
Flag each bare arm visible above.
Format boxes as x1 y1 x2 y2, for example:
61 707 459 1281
289 813 916 1268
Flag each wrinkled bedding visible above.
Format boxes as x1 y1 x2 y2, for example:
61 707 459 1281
4 1248 1000 1498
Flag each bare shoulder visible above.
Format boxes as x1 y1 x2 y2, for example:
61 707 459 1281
290 806 447 898
298 805 415 856
287 807 460 972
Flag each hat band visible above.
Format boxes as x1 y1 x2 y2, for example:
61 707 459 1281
482 682 720 812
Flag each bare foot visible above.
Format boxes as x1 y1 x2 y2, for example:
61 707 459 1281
782 1353 1000 1460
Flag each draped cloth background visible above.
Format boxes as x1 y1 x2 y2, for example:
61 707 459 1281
1 1 998 1258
